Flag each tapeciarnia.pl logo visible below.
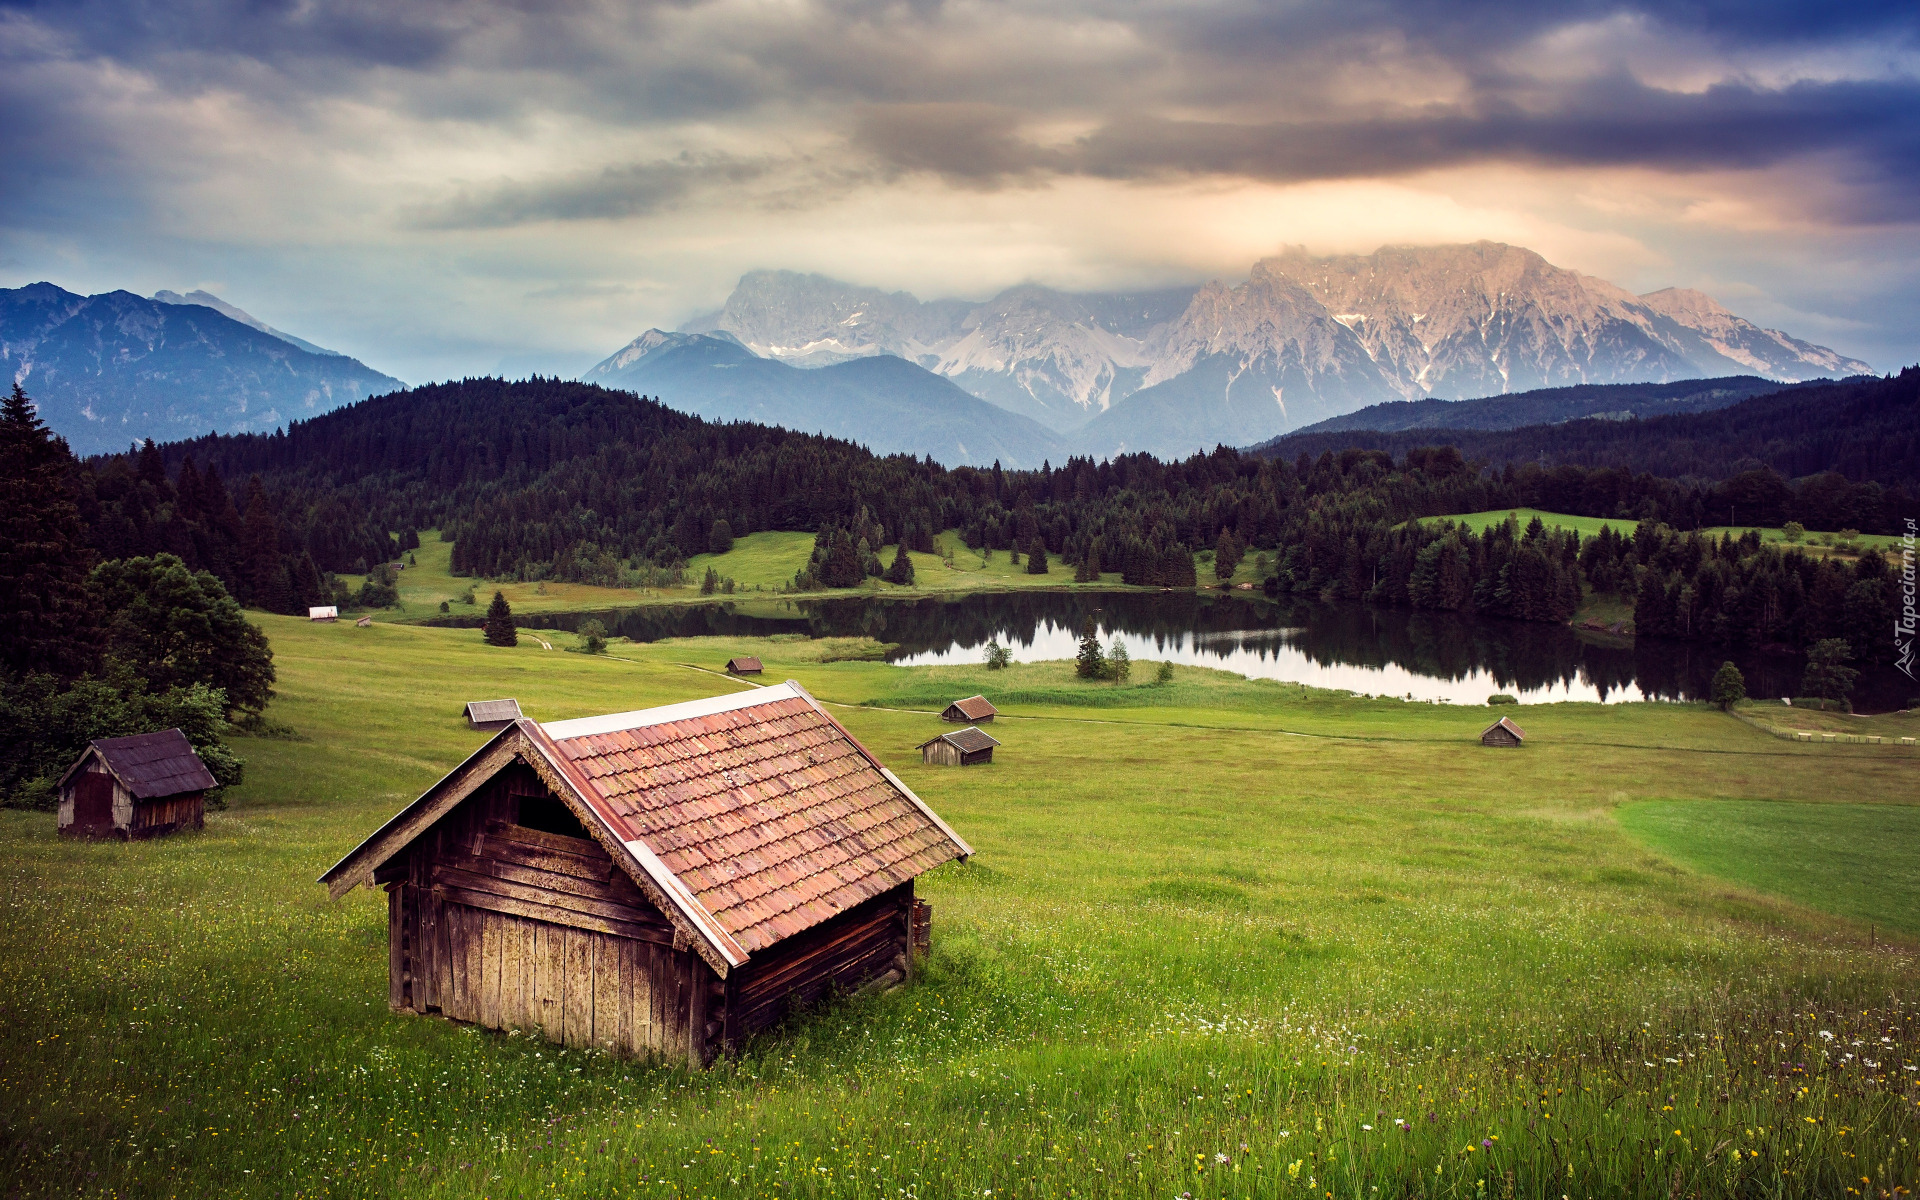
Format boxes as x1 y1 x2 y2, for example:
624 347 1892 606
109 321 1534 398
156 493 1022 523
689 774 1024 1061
1898 517 1917 680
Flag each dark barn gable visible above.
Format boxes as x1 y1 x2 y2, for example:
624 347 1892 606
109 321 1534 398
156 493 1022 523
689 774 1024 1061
725 656 763 675
57 729 215 840
1480 716 1527 747
322 682 971 1065
918 726 999 766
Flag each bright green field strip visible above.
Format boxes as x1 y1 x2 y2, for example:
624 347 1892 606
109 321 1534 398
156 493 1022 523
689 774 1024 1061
1696 525 1904 550
1617 799 1920 936
1419 508 1629 541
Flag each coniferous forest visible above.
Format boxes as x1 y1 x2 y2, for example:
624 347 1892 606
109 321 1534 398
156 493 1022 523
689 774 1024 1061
53 371 1916 659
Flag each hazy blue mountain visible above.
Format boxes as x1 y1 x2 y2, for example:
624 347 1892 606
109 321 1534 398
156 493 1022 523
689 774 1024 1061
1286 376 1810 437
151 289 344 358
583 329 1068 468
3 282 402 455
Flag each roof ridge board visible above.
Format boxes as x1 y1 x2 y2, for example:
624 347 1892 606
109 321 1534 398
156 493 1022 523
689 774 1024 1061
542 681 798 741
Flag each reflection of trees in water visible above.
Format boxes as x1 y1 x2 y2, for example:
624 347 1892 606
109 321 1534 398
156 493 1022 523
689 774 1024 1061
422 590 1907 711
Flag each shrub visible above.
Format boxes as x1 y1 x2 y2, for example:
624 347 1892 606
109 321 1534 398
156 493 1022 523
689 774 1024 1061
576 619 608 655
1487 694 1518 705
1781 521 1805 543
983 642 1011 670
1710 661 1746 710
1154 660 1174 685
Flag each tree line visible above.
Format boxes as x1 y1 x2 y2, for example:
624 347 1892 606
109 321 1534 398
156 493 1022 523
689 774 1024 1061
1 387 274 807
66 376 1916 674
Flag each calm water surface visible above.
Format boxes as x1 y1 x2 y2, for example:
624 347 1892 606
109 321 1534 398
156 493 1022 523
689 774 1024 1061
445 590 1912 711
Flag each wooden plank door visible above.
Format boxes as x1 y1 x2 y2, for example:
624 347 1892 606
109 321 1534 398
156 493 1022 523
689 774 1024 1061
73 773 113 832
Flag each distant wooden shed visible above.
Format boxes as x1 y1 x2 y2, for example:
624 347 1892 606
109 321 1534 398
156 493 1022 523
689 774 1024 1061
464 699 524 731
941 695 997 724
57 729 215 840
320 681 971 1066
1480 716 1527 747
918 726 999 766
725 656 763 676
309 606 338 622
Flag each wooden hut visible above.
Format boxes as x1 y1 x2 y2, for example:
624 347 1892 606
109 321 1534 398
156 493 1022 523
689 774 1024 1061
725 656 764 676
57 729 215 840
1480 716 1527 747
463 699 524 731
309 606 339 622
918 726 999 766
940 695 997 724
320 681 971 1066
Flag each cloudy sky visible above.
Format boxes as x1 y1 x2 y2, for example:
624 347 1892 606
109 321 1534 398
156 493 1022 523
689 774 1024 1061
3 0 1916 382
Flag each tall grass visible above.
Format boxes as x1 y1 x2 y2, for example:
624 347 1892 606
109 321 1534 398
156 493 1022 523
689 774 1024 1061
0 617 1914 1198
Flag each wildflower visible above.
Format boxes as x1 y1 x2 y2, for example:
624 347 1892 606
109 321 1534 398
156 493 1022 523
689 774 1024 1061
1482 1139 1494 1149
1215 1153 1230 1164
1288 1160 1303 1179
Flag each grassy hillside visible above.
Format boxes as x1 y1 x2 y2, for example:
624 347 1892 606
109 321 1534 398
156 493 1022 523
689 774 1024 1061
367 530 1143 623
1418 509 1905 558
1619 800 1920 936
2 617 1916 1198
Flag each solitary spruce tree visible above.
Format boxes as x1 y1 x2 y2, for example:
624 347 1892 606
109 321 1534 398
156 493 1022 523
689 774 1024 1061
483 591 518 647
1025 536 1048 574
1074 618 1105 679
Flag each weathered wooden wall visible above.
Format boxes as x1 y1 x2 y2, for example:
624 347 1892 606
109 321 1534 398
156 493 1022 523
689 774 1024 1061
128 793 204 838
382 761 709 1061
920 740 961 766
723 882 912 1049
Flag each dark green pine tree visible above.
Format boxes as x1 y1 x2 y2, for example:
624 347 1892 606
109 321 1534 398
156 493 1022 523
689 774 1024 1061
483 591 518 647
1801 639 1857 704
1075 617 1105 679
1710 661 1746 710
1214 529 1243 581
1025 536 1048 574
885 543 915 585
1074 546 1101 583
0 383 102 680
239 476 281 607
291 552 326 608
819 528 864 588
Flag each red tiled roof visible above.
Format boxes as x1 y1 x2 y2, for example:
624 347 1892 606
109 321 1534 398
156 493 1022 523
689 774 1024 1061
538 683 969 954
946 695 997 719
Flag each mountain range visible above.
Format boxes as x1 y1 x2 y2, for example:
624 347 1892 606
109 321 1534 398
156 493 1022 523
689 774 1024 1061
583 329 1068 467
2 283 402 456
680 243 1872 459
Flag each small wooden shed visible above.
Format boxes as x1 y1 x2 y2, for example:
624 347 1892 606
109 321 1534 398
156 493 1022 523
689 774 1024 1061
463 699 524 731
725 656 763 676
941 695 997 724
918 726 999 766
57 729 215 840
320 681 971 1066
1480 716 1527 747
309 606 339 622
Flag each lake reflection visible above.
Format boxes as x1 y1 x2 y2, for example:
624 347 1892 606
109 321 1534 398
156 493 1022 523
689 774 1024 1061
453 589 1908 710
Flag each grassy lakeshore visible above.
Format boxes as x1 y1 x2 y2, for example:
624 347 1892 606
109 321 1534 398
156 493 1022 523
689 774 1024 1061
2 617 1917 1199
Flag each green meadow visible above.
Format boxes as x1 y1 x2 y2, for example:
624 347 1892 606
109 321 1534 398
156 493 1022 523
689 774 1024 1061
1418 509 1907 558
376 531 1159 624
3 615 1918 1199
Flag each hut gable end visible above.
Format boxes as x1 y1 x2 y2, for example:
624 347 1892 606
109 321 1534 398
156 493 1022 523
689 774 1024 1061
1480 716 1527 746
941 695 997 723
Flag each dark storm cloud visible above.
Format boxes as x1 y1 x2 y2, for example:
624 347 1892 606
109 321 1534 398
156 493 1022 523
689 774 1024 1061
2 0 1918 223
414 155 775 229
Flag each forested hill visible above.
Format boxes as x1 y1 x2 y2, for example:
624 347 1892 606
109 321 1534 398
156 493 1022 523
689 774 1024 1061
64 374 1908 672
1253 368 1920 488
